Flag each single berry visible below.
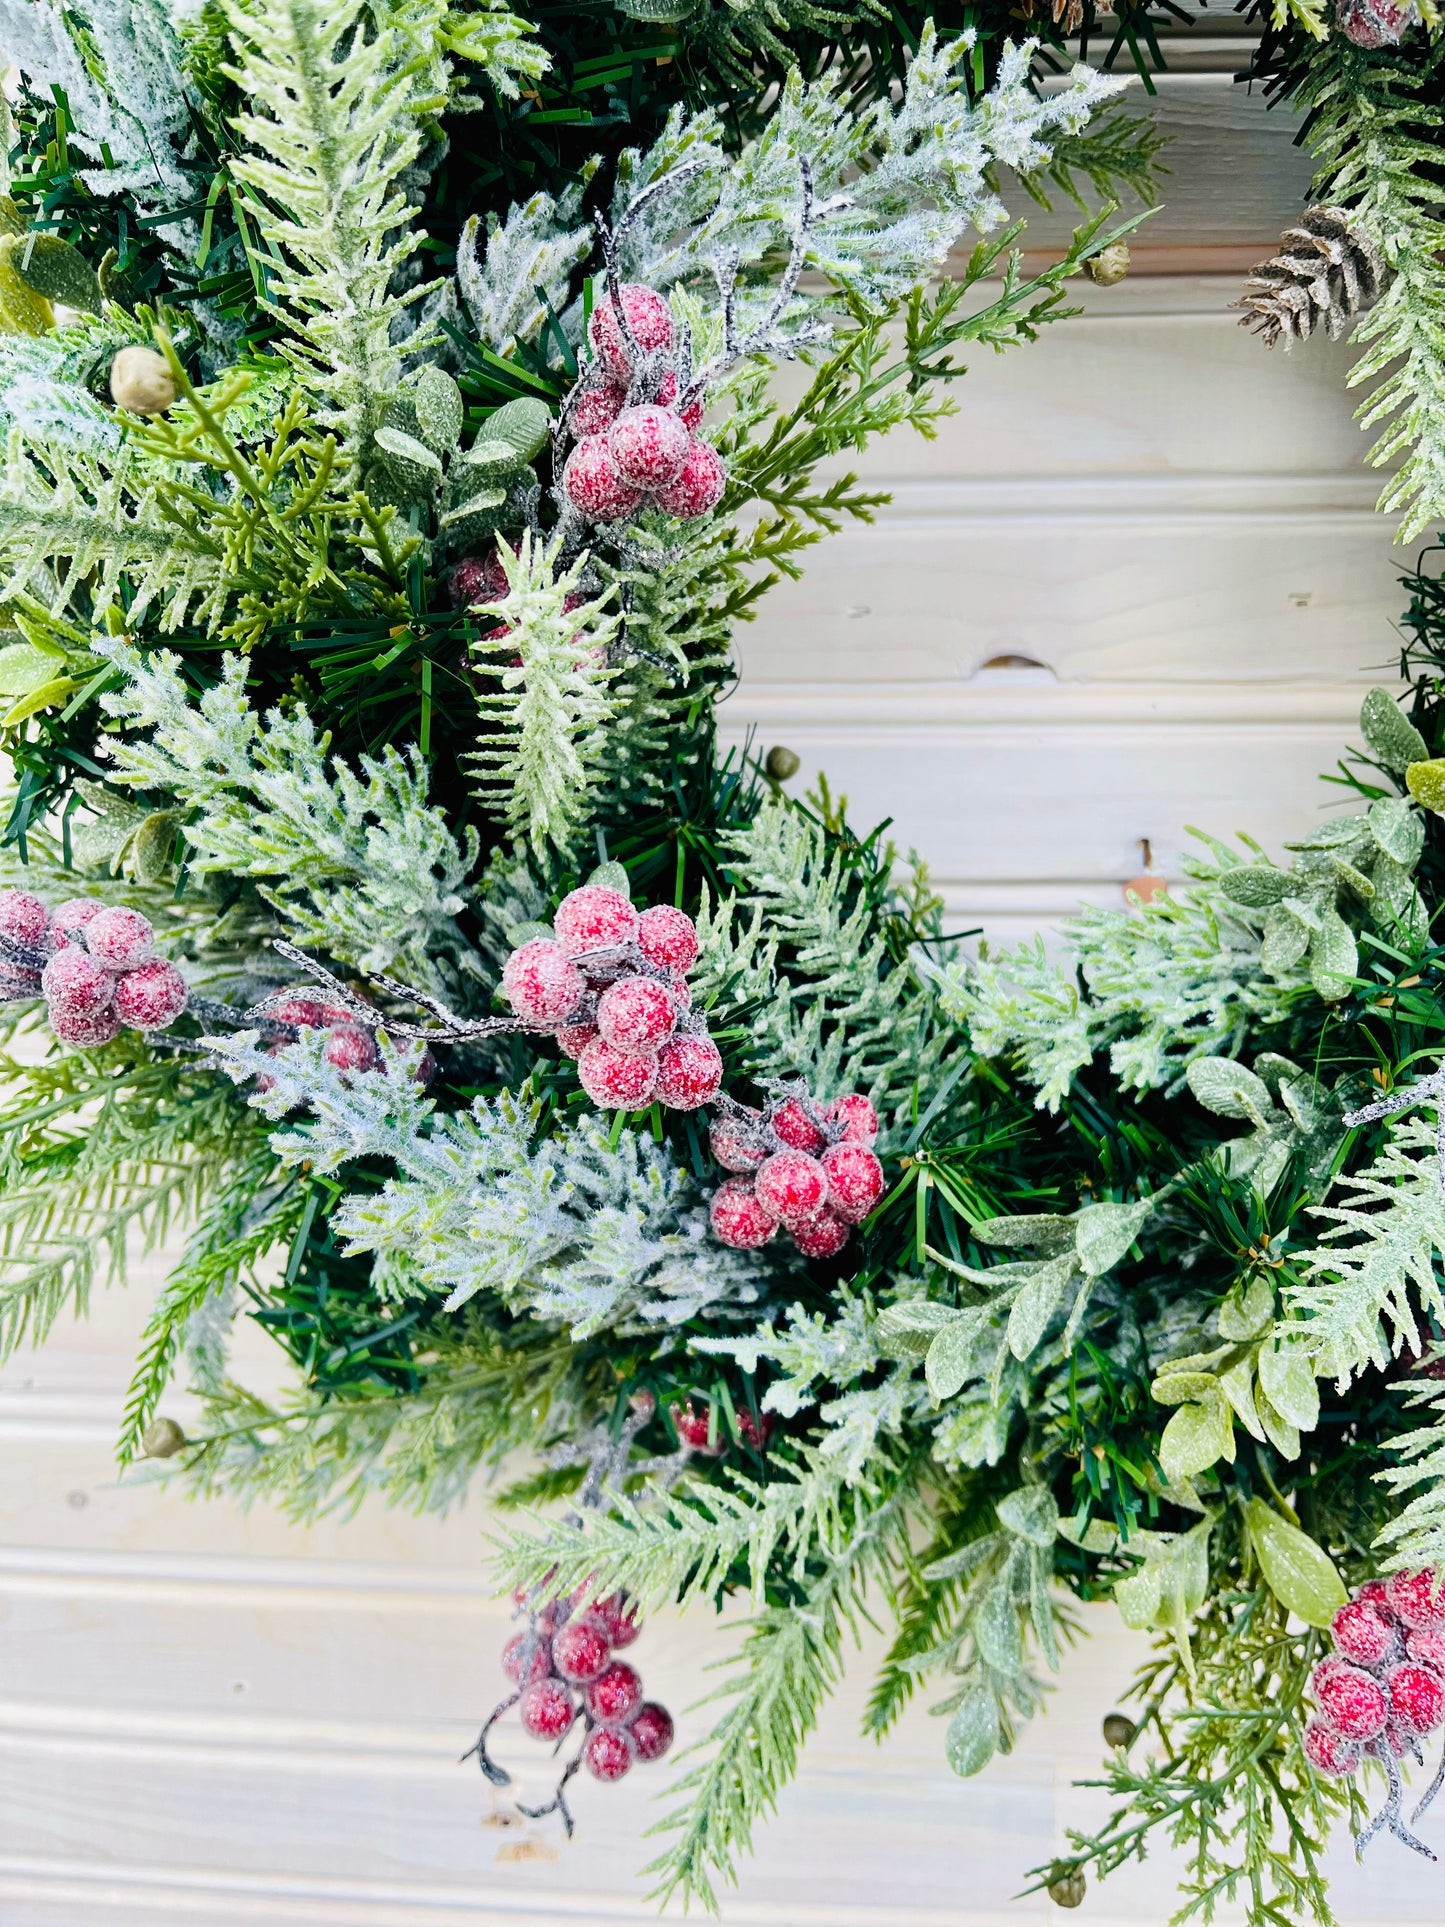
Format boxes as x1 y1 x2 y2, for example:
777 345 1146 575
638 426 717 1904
0 888 48 947
587 1661 643 1726
590 1594 641 1650
556 1023 599 1061
1356 1578 1393 1611
324 1022 379 1074
270 997 328 1029
755 1149 829 1227
570 382 627 438
1386 1660 1445 1733
630 1701 674 1763
1315 1661 1389 1740
502 938 586 1030
609 405 691 489
655 370 703 430
771 1096 827 1155
519 1679 575 1742
1408 1627 1445 1673
1302 1717 1361 1778
709 1176 778 1248
86 905 155 971
1386 1568 1445 1629
737 1408 773 1452
652 437 726 519
582 1724 635 1782
1331 1597 1398 1669
42 947 115 1017
668 973 692 1008
710 1110 767 1173
50 1003 121 1048
635 904 699 974
654 1032 723 1111
589 283 674 382
671 1400 725 1453
113 958 188 1031
578 1038 658 1109
448 549 510 610
562 434 645 523
1378 1719 1418 1758
501 1631 554 1686
50 898 101 948
827 1092 879 1146
790 1210 851 1259
554 885 639 956
552 1617 612 1683
596 976 678 1055
820 1143 885 1223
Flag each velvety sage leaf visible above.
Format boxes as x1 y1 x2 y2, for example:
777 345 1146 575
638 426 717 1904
996 1485 1059 1548
1368 795 1424 868
508 920 554 944
1217 1275 1274 1341
926 1313 985 1399
1276 1078 1317 1134
130 810 179 885
1286 816 1370 851
1218 865 1289 908
375 425 444 489
1407 759 1445 814
1362 686 1428 773
1244 1499 1346 1626
878 1300 960 1362
1261 904 1311 974
586 860 632 897
1151 1370 1224 1407
1309 910 1357 1002
480 395 551 463
974 1578 1023 1673
1074 1198 1153 1276
1218 1357 1265 1442
1185 1057 1274 1128
1256 1343 1320 1432
922 1532 1002 1583
971 1212 1075 1252
1328 854 1374 900
1159 1398 1234 1483
945 1684 999 1777
1254 1052 1304 1089
7 233 101 311
413 365 463 452
1255 1384 1301 1461
1006 1252 1077 1360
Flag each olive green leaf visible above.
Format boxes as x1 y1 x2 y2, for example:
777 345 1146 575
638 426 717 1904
1007 1251 1078 1360
1256 1341 1320 1432
1309 909 1358 1001
1159 1395 1234 1483
1113 1517 1213 1682
974 1576 1024 1672
946 1684 999 1777
1407 758 1445 814
4 232 102 312
877 1300 961 1363
1261 903 1311 974
1074 1198 1153 1276
1186 1057 1274 1128
413 365 464 452
1368 795 1424 868
972 1212 1076 1252
1361 686 1427 773
1244 1499 1346 1626
1217 1275 1274 1340
1219 865 1290 908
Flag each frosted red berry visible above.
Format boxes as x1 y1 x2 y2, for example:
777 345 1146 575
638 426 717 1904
1315 1662 1389 1740
596 976 677 1055
1407 1627 1445 1672
631 1700 674 1762
654 1032 723 1110
582 1724 634 1782
556 1023 599 1060
827 1092 879 1146
324 1022 378 1074
635 904 698 974
552 1618 611 1683
589 283 674 382
756 1148 828 1227
50 898 101 947
502 1631 554 1686
591 1593 641 1650
710 1110 767 1173
771 1097 826 1154
671 1399 725 1453
587 1661 643 1726
820 1143 885 1223
42 947 115 1016
271 996 327 1029
609 405 691 489
86 905 155 970
448 549 510 609
1303 1717 1361 1778
655 371 703 431
1331 1597 1398 1669
570 382 626 438
653 437 726 519
578 1038 658 1109
554 885 639 956
519 1679 576 1741
114 958 189 1031
50 1003 121 1048
502 938 586 1030
0 888 47 946
709 1176 778 1248
1386 1568 1445 1629
790 1210 851 1258
1386 1660 1445 1734
737 1408 773 1451
562 434 645 523
1356 1578 1393 1611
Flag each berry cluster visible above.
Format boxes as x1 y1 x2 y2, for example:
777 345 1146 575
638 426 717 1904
706 1082 884 1257
501 883 722 1112
0 889 189 1047
1305 1569 1445 1858
560 284 725 528
472 1581 673 1833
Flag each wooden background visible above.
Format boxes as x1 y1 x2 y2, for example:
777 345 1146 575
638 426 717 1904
4 47 1443 1927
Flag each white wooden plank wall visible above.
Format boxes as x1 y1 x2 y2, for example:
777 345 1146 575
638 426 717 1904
4 57 1444 1927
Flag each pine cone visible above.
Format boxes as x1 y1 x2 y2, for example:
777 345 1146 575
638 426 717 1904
1233 206 1385 349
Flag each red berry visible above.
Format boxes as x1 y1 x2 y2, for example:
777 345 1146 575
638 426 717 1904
570 381 626 438
668 973 692 1007
737 1408 773 1451
827 1092 879 1146
710 1110 767 1173
590 1593 641 1649
50 1003 121 1048
1315 1662 1389 1739
502 938 586 1030
755 1149 828 1226
582 1724 634 1782
50 898 101 947
587 1661 643 1726
771 1097 826 1154
41 947 115 1016
1377 1718 1417 1757
671 1399 725 1453
596 976 677 1055
589 283 674 382
271 996 328 1029
519 1679 575 1741
324 1022 378 1074
653 437 725 519
0 888 47 946
448 549 510 609
502 1630 554 1686
635 904 698 974
1303 1717 1361 1778
86 905 154 970
654 1032 723 1110
820 1143 884 1223
631 1701 674 1762
552 1618 611 1683
1331 1597 1398 1669
1408 1627 1445 1672
556 1023 599 1060
1386 1660 1445 1733
709 1176 778 1249
554 885 639 956
609 405 690 489
1386 1568 1445 1628
114 957 189 1031
655 371 703 431
1356 1578 1393 1611
562 434 644 523
578 1038 658 1109
790 1210 851 1258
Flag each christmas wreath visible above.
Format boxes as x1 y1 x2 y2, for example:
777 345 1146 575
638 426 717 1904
5 2 1445 1923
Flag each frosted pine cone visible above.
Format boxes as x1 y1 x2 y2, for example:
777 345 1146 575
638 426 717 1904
1234 206 1385 349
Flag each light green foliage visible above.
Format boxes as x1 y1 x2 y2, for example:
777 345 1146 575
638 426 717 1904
95 638 478 981
0 320 143 454
456 175 595 356
432 0 549 105
1376 1373 1445 1572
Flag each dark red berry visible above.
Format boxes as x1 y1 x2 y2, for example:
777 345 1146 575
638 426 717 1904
86 905 154 970
586 1660 642 1726
114 957 189 1031
826 1092 879 1146
1386 1568 1445 1629
710 1110 767 1173
554 884 638 955
630 1701 674 1762
552 1618 611 1682
635 904 698 974
0 888 47 946
652 436 725 518
771 1096 826 1154
596 975 677 1054
1331 1597 1398 1669
324 1022 378 1074
820 1142 885 1223
519 1679 575 1741
578 1037 658 1108
755 1149 827 1226
502 1631 553 1686
654 1032 723 1110
502 938 586 1030
671 1400 725 1454
1303 1717 1361 1778
789 1210 851 1258
1315 1662 1389 1739
708 1176 778 1249
590 1593 641 1649
582 1724 634 1782
1408 1627 1445 1673
1386 1660 1445 1733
